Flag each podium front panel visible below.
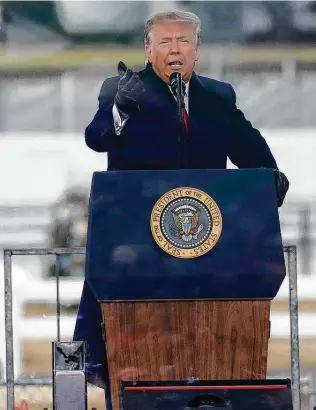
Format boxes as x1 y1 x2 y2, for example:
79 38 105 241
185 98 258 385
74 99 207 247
85 169 285 301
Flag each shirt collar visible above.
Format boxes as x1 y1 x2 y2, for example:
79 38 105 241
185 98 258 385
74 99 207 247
168 80 190 97
184 81 189 97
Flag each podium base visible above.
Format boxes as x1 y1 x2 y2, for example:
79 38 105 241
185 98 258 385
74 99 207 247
120 379 293 410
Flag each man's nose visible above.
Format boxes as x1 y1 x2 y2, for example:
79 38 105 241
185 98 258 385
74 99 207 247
170 38 180 53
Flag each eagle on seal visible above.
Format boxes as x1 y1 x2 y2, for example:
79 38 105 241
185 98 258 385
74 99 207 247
171 205 203 242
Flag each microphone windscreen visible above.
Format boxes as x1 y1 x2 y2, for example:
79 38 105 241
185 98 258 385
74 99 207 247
169 72 181 96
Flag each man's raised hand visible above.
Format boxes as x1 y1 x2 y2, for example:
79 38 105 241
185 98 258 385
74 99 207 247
114 61 145 117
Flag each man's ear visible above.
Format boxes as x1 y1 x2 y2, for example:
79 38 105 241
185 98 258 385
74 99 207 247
195 47 201 62
145 46 153 63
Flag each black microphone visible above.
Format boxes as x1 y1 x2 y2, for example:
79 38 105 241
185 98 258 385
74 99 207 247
169 72 185 104
169 72 186 139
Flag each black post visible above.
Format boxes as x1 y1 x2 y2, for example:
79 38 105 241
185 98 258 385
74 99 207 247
52 341 87 410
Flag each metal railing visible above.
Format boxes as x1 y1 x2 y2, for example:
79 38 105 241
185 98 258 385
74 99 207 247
1 69 316 132
3 246 300 410
4 247 85 410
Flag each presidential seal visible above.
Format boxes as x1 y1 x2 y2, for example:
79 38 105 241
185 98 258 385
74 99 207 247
150 187 222 259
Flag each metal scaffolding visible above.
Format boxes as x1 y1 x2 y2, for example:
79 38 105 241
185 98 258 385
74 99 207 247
3 246 300 410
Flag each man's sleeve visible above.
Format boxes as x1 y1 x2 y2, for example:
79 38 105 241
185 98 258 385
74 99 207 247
227 85 289 206
85 77 121 152
112 104 129 136
227 85 278 169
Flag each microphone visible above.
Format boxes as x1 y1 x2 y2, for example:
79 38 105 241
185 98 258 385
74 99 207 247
169 72 186 138
169 72 185 104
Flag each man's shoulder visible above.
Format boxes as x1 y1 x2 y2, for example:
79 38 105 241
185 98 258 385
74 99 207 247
99 75 119 96
196 75 236 105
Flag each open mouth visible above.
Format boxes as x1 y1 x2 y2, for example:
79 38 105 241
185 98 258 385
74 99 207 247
168 61 183 69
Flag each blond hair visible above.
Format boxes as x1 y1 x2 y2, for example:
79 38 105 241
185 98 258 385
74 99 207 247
144 10 201 47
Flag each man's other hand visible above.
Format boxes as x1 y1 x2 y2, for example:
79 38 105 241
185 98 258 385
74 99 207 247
114 61 145 118
274 170 289 207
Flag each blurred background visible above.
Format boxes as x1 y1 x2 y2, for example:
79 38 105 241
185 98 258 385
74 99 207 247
0 1 316 409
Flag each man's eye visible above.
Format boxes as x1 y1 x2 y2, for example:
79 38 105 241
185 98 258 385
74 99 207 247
160 40 169 44
180 39 189 43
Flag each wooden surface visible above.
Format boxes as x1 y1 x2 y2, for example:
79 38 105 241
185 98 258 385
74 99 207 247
22 338 316 375
102 300 270 410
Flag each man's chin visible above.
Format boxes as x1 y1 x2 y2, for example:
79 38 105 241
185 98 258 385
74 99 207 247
168 68 184 75
165 68 188 80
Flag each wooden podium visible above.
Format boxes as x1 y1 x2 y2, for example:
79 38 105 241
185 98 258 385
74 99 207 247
84 169 286 410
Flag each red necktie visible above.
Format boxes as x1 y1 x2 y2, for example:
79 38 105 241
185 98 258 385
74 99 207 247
182 107 189 132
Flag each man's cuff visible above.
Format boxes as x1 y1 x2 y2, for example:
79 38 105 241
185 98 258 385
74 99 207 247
112 104 129 136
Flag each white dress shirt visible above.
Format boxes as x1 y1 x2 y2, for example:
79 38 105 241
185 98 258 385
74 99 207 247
113 80 190 135
168 81 190 113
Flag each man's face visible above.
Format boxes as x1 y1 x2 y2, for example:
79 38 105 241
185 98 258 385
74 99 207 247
145 21 200 83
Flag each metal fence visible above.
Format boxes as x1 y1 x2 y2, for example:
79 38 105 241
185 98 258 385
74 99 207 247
4 247 85 410
1 60 316 133
2 246 302 410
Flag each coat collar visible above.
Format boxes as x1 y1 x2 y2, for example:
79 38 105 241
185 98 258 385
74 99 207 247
188 71 210 116
141 63 175 105
140 63 209 114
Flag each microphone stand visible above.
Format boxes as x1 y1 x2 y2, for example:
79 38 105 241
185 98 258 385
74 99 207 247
170 72 187 167
175 73 186 137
